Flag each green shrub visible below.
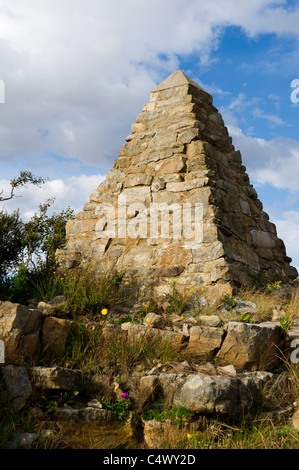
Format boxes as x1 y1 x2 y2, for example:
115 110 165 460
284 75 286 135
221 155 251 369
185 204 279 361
32 270 126 317
101 396 131 421
142 400 194 426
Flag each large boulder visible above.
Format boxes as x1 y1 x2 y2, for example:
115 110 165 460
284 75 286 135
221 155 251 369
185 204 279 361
185 326 226 360
1 366 32 411
0 301 44 355
0 301 43 336
42 316 72 355
216 321 283 370
147 370 273 415
29 366 81 390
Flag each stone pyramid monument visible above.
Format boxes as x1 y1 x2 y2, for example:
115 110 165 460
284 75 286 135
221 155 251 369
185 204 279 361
56 71 298 298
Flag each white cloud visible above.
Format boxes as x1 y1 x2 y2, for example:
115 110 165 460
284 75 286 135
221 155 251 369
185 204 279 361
0 0 298 169
251 107 286 127
228 124 299 191
228 93 247 111
273 210 299 271
0 173 106 219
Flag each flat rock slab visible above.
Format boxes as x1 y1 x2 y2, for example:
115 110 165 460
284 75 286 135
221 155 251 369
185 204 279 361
125 323 187 346
216 321 283 370
29 366 81 390
186 325 226 360
54 405 114 423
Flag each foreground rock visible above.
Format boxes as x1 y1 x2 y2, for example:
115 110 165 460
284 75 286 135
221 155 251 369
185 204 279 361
1 366 32 411
42 316 72 355
124 323 187 347
29 366 81 390
54 404 114 423
5 432 38 449
186 326 226 360
142 417 201 449
37 296 67 316
139 369 274 415
216 321 284 370
54 409 140 449
0 301 43 356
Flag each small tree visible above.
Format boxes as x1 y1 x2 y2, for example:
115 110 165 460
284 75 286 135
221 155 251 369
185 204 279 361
0 171 75 302
22 198 75 272
0 171 48 202
0 209 24 280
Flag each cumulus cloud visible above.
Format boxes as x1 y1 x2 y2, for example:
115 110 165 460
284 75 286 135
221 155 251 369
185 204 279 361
273 211 299 271
0 173 106 219
227 124 299 191
0 0 298 169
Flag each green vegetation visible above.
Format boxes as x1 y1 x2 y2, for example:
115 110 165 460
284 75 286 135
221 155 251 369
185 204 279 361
142 400 195 425
33 270 125 317
1 272 299 448
159 415 299 449
222 293 238 309
60 313 183 377
0 170 75 303
101 396 131 421
238 312 253 323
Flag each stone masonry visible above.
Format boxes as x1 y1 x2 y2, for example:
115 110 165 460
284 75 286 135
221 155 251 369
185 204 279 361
56 71 298 298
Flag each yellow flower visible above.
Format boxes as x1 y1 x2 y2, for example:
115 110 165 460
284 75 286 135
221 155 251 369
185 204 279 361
187 434 192 439
180 315 184 321
144 304 148 308
146 318 151 323
101 309 108 316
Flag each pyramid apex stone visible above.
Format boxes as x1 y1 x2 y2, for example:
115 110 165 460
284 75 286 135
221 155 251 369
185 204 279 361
152 70 211 97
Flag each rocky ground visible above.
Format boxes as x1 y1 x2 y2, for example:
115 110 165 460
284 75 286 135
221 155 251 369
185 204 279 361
1 284 299 449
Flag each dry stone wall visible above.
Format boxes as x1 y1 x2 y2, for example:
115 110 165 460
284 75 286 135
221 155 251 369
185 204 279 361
56 71 297 298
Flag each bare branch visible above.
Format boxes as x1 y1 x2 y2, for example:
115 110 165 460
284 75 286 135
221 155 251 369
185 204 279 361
0 171 48 202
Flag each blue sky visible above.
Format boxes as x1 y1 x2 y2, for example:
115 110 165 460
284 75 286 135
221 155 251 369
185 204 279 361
0 0 299 270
